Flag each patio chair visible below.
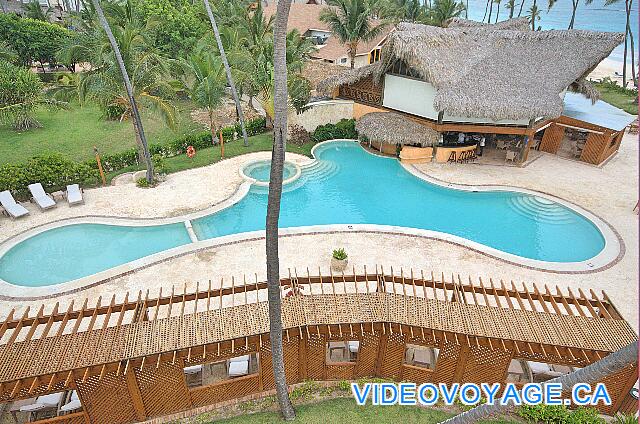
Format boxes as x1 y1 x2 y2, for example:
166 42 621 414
447 151 457 163
0 191 29 219
19 392 64 416
347 341 360 360
228 355 250 377
505 151 517 163
183 365 203 387
28 183 56 210
65 184 84 206
59 391 81 413
496 140 507 150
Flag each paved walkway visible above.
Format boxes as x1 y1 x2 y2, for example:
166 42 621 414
0 135 637 332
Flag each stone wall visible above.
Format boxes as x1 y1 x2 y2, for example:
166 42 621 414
288 100 354 132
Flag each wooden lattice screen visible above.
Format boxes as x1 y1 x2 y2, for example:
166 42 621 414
0 270 637 423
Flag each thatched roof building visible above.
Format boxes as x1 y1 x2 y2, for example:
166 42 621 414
319 19 624 121
356 112 440 146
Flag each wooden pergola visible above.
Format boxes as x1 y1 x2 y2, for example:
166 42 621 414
0 267 637 423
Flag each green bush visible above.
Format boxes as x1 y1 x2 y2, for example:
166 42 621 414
0 153 98 199
518 405 604 424
0 14 70 67
311 119 357 143
85 117 268 172
332 248 347 260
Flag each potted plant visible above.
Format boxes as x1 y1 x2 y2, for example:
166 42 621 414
331 248 348 272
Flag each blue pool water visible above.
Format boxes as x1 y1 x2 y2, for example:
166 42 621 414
244 160 296 182
0 141 605 287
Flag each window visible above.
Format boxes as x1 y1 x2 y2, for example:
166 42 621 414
404 344 438 369
326 340 360 363
340 57 348 64
369 48 382 64
184 353 259 388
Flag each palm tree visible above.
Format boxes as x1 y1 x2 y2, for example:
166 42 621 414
506 0 516 18
527 0 541 30
494 0 502 22
429 0 467 26
23 0 53 21
90 0 154 183
378 0 431 23
547 0 596 30
320 0 387 69
517 0 526 16
179 49 227 147
268 0 296 419
606 0 636 87
203 0 250 147
441 341 638 423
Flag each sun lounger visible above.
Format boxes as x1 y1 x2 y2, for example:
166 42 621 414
19 392 64 413
65 184 84 206
28 183 56 210
228 355 250 377
59 391 81 412
0 190 29 219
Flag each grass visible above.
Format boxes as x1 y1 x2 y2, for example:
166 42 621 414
0 99 202 166
208 397 517 424
105 132 316 182
593 82 638 115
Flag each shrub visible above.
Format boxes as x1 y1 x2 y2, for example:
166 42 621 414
0 153 98 199
0 60 45 130
311 119 357 143
332 248 347 260
135 177 158 188
289 125 311 146
518 405 604 424
152 154 166 175
0 14 70 67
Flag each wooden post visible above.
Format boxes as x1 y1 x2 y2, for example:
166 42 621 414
94 146 106 186
125 366 146 421
219 129 224 159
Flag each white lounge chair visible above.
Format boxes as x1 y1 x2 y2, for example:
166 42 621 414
505 150 517 163
19 392 64 413
0 190 29 219
65 184 84 206
28 183 56 210
228 355 250 377
59 391 81 412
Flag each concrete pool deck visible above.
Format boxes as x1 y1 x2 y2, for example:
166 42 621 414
0 134 637 332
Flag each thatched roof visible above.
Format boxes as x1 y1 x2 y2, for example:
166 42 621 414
316 62 380 96
320 19 624 121
446 17 531 31
356 112 440 146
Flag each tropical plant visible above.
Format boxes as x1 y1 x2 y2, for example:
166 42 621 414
203 0 250 147
320 0 387 69
332 248 348 260
505 0 516 18
378 0 431 23
611 413 640 424
0 61 66 130
89 0 154 182
527 0 541 30
606 0 636 87
23 0 53 21
179 48 227 147
268 0 296 419
429 0 466 27
0 41 17 64
441 341 638 423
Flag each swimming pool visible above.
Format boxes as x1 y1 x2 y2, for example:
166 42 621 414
0 140 612 288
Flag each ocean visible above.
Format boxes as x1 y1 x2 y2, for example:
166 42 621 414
464 0 638 67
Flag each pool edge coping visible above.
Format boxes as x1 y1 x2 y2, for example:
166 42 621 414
0 139 624 300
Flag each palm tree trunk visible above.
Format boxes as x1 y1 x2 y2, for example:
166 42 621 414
267 0 296 420
90 0 154 183
349 42 357 69
203 0 250 148
488 0 494 23
441 341 638 423
209 110 217 146
483 0 490 21
622 0 629 87
517 0 525 17
568 0 578 29
495 1 500 22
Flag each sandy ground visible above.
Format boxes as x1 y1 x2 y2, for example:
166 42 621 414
589 57 637 87
0 134 637 333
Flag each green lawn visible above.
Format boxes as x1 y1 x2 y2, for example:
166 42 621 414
593 82 638 115
105 132 315 182
0 100 202 165
209 398 516 424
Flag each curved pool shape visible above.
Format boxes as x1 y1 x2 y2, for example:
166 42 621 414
0 141 608 287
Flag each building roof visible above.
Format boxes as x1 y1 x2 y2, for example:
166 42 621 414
319 19 624 121
562 92 636 131
356 112 440 146
263 3 390 62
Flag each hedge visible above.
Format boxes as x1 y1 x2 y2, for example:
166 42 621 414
0 154 98 200
311 119 357 143
88 117 267 172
